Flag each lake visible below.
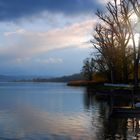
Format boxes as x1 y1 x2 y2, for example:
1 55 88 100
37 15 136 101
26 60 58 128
0 82 139 140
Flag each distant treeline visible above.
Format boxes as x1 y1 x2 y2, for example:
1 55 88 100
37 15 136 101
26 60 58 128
17 73 84 83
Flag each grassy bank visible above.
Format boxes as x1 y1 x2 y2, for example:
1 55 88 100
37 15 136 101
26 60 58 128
67 80 134 90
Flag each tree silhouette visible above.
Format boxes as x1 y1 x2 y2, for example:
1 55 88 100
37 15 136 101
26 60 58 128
82 58 95 81
129 0 140 87
90 0 138 85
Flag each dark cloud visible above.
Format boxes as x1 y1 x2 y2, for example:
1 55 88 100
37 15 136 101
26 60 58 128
0 0 103 21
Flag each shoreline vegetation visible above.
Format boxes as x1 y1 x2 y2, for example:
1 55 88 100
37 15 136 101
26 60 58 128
8 72 138 90
2 73 139 91
67 80 134 89
67 80 140 92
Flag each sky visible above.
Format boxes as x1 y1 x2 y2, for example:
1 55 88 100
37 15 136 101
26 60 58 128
0 0 109 76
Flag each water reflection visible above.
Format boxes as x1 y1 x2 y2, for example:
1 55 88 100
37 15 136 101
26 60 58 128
83 88 110 140
84 87 140 140
0 83 98 140
0 82 140 139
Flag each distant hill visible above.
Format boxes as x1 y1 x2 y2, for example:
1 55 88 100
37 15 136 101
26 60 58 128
0 73 84 82
0 75 16 82
17 73 84 83
34 73 84 82
0 75 51 82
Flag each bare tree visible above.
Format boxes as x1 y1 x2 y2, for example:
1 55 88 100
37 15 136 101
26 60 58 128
91 0 132 83
82 58 95 81
129 0 140 87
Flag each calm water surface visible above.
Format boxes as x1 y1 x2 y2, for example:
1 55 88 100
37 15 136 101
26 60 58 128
0 82 139 140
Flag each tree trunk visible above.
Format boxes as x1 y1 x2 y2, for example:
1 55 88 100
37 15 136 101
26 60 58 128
134 60 139 88
123 56 128 83
134 36 140 88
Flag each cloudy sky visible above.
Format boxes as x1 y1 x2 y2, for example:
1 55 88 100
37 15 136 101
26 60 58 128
0 0 108 76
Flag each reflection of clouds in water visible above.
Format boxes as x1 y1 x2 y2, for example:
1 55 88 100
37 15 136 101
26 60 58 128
0 83 105 140
0 104 96 139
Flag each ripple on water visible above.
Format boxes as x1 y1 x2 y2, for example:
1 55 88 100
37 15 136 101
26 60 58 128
0 82 108 140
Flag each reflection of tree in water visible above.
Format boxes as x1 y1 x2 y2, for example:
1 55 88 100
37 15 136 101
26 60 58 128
83 87 95 110
83 88 140 139
127 118 140 139
104 117 140 139
104 117 127 139
83 87 110 140
105 94 140 139
83 87 110 113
